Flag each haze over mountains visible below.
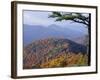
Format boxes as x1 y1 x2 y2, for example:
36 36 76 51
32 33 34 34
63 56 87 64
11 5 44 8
23 24 87 46
23 24 89 69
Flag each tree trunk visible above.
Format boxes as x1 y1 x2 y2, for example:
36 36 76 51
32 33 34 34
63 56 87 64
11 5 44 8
87 13 91 66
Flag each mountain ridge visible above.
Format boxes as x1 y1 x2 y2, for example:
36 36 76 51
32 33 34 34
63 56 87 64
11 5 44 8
23 24 86 46
23 38 87 69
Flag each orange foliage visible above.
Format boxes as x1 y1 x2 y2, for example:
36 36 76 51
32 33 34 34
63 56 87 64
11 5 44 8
40 52 88 68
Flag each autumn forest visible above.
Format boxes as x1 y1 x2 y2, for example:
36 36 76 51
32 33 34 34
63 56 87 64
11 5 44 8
23 11 90 69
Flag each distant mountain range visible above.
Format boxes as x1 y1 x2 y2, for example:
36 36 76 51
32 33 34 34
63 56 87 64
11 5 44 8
23 38 87 69
23 24 87 46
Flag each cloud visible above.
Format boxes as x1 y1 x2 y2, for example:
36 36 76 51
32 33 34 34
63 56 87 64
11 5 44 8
23 10 54 26
23 10 88 34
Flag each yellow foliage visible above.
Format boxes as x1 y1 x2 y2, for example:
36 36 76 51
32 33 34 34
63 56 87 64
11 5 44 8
40 52 88 68
40 54 67 68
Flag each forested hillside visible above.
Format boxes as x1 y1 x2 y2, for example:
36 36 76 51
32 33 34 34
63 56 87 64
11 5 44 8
23 38 88 69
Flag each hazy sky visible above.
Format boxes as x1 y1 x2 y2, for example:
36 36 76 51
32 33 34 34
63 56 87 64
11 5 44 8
23 10 88 34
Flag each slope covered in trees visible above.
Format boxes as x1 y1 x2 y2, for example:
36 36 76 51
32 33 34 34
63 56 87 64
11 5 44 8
23 38 88 69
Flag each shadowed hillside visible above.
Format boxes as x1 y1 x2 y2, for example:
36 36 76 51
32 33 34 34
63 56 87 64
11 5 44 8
23 38 88 69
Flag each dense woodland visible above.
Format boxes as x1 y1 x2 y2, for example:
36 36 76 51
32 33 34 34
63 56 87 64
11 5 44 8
23 38 88 69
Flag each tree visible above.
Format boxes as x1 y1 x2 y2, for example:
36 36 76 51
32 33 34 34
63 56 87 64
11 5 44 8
48 12 90 27
48 12 91 57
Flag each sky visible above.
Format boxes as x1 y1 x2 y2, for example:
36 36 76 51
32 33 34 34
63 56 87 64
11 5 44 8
23 10 89 34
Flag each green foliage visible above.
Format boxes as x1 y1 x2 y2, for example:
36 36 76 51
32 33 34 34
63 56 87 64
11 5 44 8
49 12 89 26
49 12 62 18
47 45 63 57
